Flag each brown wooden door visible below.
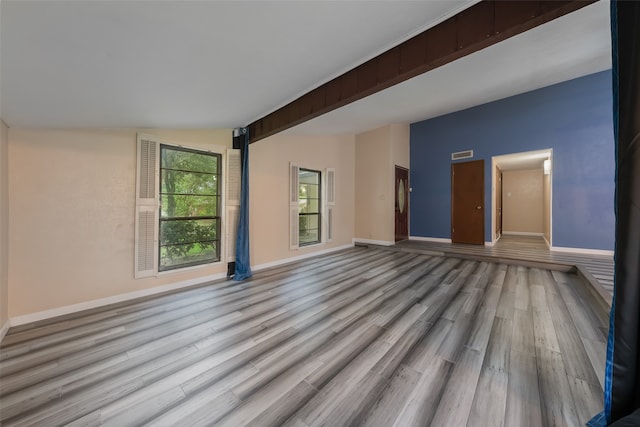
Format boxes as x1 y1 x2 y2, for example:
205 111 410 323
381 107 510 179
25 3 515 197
395 166 409 242
451 160 484 244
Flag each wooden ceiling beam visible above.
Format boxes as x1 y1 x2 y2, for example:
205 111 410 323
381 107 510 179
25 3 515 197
248 0 596 143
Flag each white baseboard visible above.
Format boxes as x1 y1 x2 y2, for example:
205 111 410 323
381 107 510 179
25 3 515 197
409 236 452 243
9 272 228 327
485 241 495 247
0 319 10 343
502 231 544 237
543 235 551 248
252 244 353 272
352 238 395 247
550 246 614 257
6 243 352 329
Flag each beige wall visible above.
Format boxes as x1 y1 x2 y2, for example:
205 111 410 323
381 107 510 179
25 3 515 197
0 121 8 327
354 124 409 243
5 126 387 318
8 129 232 317
250 133 355 265
502 169 543 234
543 173 551 243
390 123 410 170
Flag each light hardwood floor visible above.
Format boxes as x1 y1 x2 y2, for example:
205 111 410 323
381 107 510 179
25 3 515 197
0 247 607 426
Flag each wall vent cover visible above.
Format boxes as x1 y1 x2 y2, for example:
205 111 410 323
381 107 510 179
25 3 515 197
451 150 474 160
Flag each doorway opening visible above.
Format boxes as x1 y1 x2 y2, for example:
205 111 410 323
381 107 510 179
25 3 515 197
491 149 552 247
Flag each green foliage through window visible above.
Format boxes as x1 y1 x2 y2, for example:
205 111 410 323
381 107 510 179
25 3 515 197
159 145 221 270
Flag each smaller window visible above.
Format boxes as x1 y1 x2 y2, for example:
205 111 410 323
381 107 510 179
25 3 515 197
298 169 321 246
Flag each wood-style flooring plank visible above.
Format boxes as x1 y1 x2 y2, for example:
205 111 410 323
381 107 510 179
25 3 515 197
150 390 240 427
536 348 580 426
483 316 512 373
359 364 421 427
390 357 453 427
212 359 324 426
540 270 601 387
582 337 607 389
505 350 543 427
282 341 391 427
568 375 604 424
530 282 561 354
512 308 536 356
468 366 508 427
429 347 484 427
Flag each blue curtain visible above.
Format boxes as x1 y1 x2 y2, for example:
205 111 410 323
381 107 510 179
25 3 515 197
233 128 252 281
590 2 640 426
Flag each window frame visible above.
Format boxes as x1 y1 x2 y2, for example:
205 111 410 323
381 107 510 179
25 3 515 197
158 144 222 272
298 168 322 247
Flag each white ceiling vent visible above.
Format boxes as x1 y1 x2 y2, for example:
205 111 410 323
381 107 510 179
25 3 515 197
451 150 474 161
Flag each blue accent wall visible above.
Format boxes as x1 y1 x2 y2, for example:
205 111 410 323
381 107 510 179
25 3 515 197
410 70 615 250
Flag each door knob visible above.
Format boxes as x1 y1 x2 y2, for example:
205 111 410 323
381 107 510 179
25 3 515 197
476 206 482 210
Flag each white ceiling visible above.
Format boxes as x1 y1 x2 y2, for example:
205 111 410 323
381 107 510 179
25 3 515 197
1 0 475 129
1 0 611 134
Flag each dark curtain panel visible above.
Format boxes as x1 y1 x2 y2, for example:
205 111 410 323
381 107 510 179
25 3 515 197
607 0 640 424
233 129 252 281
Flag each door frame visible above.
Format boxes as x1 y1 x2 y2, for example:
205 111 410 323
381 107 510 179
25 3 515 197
394 165 409 242
495 164 503 241
490 149 553 246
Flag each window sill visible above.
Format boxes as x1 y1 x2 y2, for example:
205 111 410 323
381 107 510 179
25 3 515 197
157 260 224 277
298 242 326 249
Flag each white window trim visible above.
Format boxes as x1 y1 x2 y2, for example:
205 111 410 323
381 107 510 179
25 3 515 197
325 168 335 243
225 149 241 262
135 133 233 278
289 162 300 250
289 164 335 251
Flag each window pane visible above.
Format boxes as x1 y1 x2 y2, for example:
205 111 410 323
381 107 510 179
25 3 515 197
299 214 319 246
161 149 218 174
160 219 218 269
299 170 319 185
161 170 218 195
303 214 319 230
299 183 319 199
160 194 218 218
300 228 319 245
160 219 217 246
298 168 321 246
299 198 319 213
160 241 217 270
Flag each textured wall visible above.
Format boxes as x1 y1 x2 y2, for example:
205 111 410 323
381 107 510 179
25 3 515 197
8 129 232 317
354 124 410 243
249 133 355 265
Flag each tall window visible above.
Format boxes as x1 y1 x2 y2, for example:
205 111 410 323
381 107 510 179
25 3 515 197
159 145 221 271
299 168 321 246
